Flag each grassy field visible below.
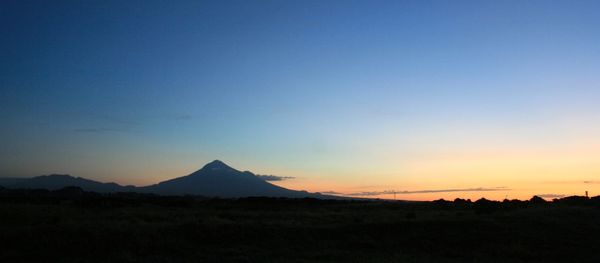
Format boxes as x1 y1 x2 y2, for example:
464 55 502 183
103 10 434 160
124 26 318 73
1 190 599 262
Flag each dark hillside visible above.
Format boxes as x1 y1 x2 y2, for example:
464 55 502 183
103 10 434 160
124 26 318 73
1 189 599 262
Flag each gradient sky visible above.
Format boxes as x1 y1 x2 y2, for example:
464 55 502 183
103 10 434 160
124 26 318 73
2 0 599 200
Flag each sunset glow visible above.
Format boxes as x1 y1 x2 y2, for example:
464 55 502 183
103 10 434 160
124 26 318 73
2 0 599 200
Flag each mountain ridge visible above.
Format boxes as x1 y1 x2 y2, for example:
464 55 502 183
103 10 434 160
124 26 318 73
0 160 338 199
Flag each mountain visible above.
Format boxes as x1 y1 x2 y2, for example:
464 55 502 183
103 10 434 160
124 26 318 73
0 160 337 198
141 160 321 198
0 178 28 187
0 174 135 193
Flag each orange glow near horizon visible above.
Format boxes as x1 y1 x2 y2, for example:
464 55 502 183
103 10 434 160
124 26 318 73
269 141 600 201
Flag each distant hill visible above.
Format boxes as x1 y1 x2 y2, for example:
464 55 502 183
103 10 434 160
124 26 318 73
0 160 338 199
0 178 28 188
0 174 136 193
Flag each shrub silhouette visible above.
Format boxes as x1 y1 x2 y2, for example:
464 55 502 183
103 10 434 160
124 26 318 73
530 195 547 204
473 198 500 214
54 186 85 196
0 188 600 262
554 195 590 206
453 198 472 206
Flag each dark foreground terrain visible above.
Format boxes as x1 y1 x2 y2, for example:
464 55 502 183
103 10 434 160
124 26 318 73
1 188 599 262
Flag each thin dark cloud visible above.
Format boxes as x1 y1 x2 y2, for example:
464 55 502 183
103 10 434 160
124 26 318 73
584 181 600 184
72 128 127 133
536 194 566 199
351 185 384 189
345 187 510 196
89 112 193 124
256 175 295 181
174 114 193 121
87 113 141 126
345 190 396 196
319 191 344 195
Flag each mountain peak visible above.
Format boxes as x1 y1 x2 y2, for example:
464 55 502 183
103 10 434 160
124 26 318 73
201 160 235 171
40 174 74 179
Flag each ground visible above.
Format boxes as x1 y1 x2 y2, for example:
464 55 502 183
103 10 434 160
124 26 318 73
1 191 599 262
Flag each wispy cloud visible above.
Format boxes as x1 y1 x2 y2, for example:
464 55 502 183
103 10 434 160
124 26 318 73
72 128 127 133
174 114 193 121
319 191 344 195
351 185 384 190
344 187 510 196
256 175 295 181
584 181 600 184
87 113 141 126
536 194 566 199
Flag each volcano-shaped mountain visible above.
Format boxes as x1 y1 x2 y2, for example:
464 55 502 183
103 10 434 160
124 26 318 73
141 160 321 198
0 160 336 198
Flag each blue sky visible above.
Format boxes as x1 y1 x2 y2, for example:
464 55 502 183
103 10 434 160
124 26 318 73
1 0 599 199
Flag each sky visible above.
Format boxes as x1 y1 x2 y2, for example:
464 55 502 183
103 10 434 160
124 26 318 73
1 0 599 200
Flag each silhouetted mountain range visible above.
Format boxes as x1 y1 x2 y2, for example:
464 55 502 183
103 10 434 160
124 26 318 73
0 160 331 198
0 174 136 193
